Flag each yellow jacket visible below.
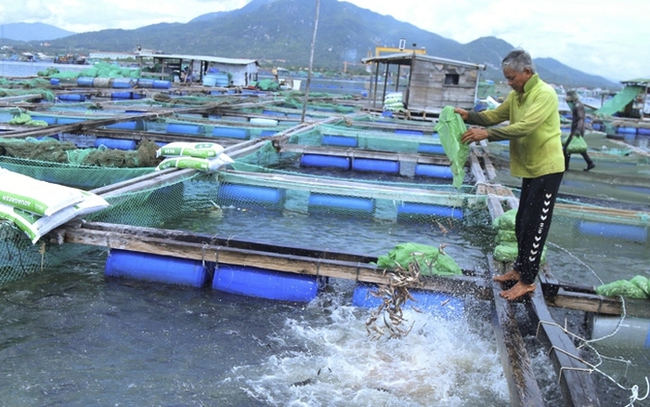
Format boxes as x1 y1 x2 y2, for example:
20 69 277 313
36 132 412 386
467 74 564 178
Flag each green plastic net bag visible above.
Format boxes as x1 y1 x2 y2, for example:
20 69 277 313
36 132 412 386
435 106 469 189
596 276 649 299
565 135 588 154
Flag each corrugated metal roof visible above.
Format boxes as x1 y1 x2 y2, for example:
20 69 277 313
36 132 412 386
361 52 485 70
138 53 258 66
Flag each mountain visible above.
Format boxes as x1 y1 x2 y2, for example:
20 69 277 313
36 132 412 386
0 22 75 41
15 0 618 89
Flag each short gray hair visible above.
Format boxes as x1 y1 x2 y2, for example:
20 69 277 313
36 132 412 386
502 49 536 74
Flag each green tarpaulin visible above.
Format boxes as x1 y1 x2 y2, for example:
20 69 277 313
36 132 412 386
596 86 641 116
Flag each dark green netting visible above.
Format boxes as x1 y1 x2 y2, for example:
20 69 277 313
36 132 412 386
435 106 468 189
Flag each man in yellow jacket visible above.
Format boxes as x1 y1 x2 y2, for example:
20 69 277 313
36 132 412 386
454 49 565 301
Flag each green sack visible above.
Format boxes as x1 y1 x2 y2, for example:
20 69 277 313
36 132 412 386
493 208 517 230
566 135 588 154
495 229 517 243
375 242 462 276
630 275 650 297
596 279 648 299
435 106 469 189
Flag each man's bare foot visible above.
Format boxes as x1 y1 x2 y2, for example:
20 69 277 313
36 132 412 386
493 269 520 283
500 281 536 301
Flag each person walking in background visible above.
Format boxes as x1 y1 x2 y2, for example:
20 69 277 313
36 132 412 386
454 49 565 301
564 90 595 171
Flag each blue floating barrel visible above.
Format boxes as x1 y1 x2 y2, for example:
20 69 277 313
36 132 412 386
417 144 446 155
260 130 277 137
218 184 283 206
106 121 139 131
398 203 463 219
212 126 248 139
105 249 209 287
212 264 318 302
591 315 650 349
638 127 650 136
76 76 95 87
95 137 137 150
352 283 464 319
616 126 637 134
57 116 84 124
58 94 86 102
111 92 133 99
592 123 602 131
309 193 374 213
352 158 399 174
112 78 135 89
577 221 647 242
30 115 57 125
250 118 278 126
166 123 202 135
395 129 423 136
415 164 454 179
153 80 172 89
50 78 60 86
322 135 358 147
301 154 350 170
136 78 155 88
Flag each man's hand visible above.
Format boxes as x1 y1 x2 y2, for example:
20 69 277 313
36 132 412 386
453 107 469 121
461 127 489 144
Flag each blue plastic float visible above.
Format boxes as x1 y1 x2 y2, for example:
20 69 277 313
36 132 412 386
308 193 374 213
300 154 351 169
212 264 319 302
414 164 454 179
577 220 647 242
397 202 463 219
166 123 202 135
352 283 465 319
212 126 248 139
105 249 209 287
321 135 358 147
352 158 399 174
417 144 446 155
94 137 137 150
217 184 283 206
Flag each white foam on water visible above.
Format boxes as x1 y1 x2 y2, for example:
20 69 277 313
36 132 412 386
236 294 509 407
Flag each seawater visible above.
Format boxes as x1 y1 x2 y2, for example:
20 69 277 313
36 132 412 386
1 62 648 405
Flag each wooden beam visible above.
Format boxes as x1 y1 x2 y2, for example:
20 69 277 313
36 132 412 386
56 222 492 299
280 144 451 165
525 283 602 407
488 257 545 407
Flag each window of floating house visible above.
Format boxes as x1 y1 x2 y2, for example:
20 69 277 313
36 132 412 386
444 73 460 85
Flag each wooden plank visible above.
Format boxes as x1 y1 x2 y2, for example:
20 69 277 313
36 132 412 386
488 257 545 407
56 223 492 299
469 150 486 184
525 283 601 407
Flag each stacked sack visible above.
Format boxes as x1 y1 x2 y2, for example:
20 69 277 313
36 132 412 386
492 208 546 264
383 92 405 113
155 142 234 172
596 275 650 299
0 168 110 244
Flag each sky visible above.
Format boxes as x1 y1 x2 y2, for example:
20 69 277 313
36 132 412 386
1 0 648 82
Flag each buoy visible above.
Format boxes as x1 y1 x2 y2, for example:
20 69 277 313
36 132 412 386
308 193 374 213
395 129 423 136
577 220 647 242
110 92 133 100
352 158 399 174
352 283 465 319
76 76 95 87
591 314 650 349
212 127 248 139
321 135 358 147
166 123 202 135
616 126 637 135
249 118 278 126
94 137 137 150
106 121 139 131
417 144 446 155
217 184 283 206
29 115 57 125
212 264 318 302
638 128 650 136
398 202 463 219
300 154 350 169
105 249 209 288
57 116 84 124
58 94 86 102
152 80 172 89
136 78 155 88
414 164 454 179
